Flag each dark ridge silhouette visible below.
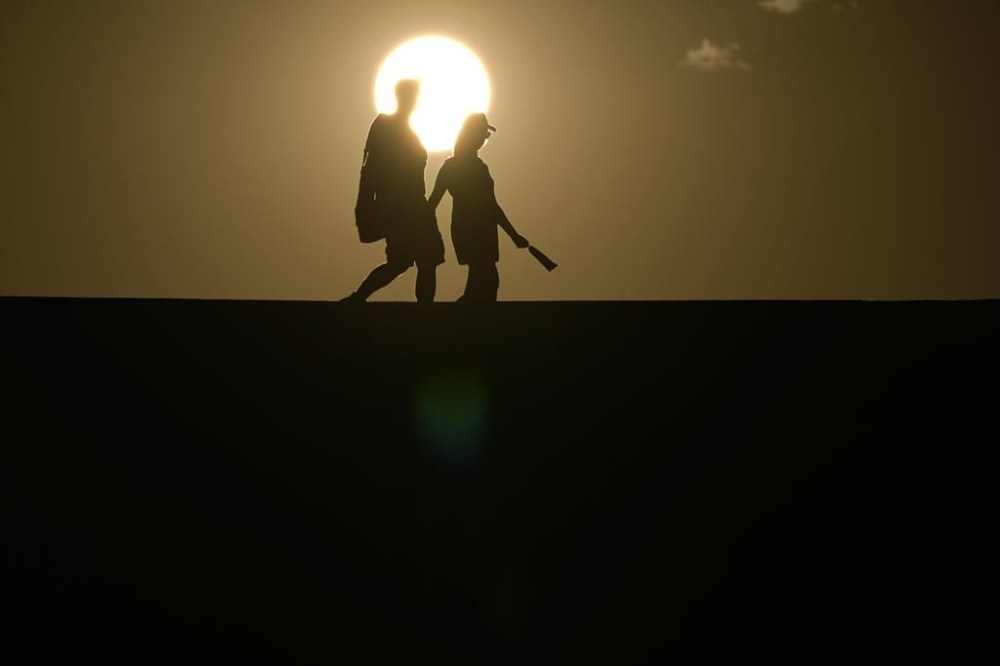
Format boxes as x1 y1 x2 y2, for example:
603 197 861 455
3 297 997 664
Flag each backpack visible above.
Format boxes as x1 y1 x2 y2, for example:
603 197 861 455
354 115 388 243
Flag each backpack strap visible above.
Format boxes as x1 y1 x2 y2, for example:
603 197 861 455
362 113 388 167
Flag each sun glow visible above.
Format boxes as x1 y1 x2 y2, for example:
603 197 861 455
374 35 491 153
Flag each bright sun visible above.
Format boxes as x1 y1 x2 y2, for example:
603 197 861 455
374 35 491 153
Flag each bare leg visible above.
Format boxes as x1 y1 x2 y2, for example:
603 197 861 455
464 263 499 302
484 263 499 301
348 261 410 301
415 262 437 303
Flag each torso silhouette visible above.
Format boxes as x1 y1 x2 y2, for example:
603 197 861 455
362 113 444 266
364 114 427 205
436 155 501 265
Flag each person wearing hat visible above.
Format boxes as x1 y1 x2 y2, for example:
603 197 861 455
427 112 529 303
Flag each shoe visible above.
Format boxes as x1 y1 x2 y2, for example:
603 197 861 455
338 292 365 304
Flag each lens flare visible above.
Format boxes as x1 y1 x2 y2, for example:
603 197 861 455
413 371 488 468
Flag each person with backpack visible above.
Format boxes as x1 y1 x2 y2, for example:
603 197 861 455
427 113 529 303
341 79 445 303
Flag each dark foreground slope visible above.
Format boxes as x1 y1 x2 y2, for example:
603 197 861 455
4 298 998 664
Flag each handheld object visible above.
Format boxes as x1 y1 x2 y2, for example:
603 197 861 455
528 245 557 272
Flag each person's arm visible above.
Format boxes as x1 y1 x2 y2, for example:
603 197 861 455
497 205 529 248
488 166 529 248
427 161 450 209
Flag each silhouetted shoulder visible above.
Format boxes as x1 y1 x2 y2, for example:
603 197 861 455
364 114 390 154
444 155 487 172
435 156 459 181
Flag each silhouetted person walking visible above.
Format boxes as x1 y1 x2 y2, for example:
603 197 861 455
342 79 445 303
428 113 529 303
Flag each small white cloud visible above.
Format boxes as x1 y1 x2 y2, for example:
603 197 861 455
759 0 813 15
680 38 752 71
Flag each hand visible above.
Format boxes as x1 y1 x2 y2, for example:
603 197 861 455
513 234 530 249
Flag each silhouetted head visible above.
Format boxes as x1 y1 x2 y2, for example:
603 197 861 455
394 79 420 118
454 113 496 157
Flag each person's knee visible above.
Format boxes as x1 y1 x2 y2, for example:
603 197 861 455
386 261 411 277
471 263 498 287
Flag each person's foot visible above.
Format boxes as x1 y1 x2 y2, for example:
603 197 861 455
338 292 365 304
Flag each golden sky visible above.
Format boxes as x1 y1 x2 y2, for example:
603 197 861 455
2 1 997 300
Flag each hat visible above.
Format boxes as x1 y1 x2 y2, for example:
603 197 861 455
465 112 496 135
